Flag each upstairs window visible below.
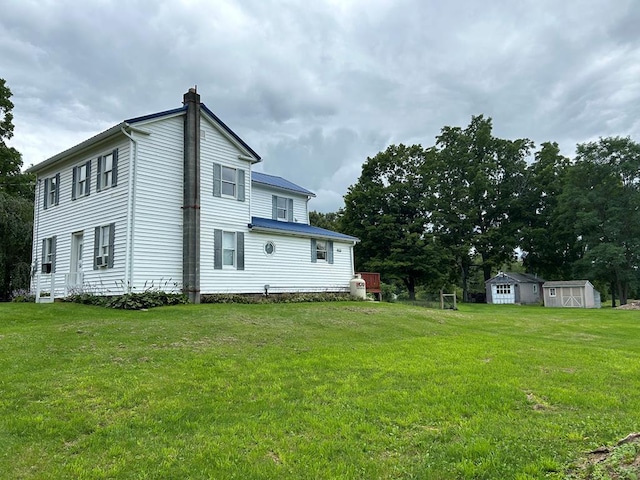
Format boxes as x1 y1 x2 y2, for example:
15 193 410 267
41 236 57 273
222 166 236 197
213 163 245 201
93 223 115 269
43 173 60 209
272 195 294 221
72 160 91 199
97 150 118 191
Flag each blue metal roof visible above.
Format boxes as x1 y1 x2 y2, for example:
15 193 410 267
249 217 359 242
125 106 187 124
252 171 316 197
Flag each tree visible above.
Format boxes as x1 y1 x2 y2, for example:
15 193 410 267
519 142 577 279
558 137 640 305
342 144 451 299
0 78 34 300
309 210 342 231
430 115 532 300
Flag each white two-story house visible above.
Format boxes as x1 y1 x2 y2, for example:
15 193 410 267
27 88 358 303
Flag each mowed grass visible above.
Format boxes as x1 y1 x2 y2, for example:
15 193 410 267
1 302 639 479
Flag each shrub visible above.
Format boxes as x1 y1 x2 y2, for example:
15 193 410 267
10 288 35 303
201 292 356 304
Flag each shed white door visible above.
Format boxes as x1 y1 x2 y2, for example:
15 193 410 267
492 283 515 304
562 287 584 307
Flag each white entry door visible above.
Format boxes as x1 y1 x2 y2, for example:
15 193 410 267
70 232 84 286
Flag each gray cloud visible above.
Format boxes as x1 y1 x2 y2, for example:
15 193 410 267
2 0 640 211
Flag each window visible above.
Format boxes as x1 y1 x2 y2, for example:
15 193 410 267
533 284 538 294
311 239 334 264
41 236 57 273
272 195 294 221
213 163 245 201
549 288 556 297
495 284 511 295
93 223 115 269
43 173 60 209
264 241 275 256
214 229 245 270
72 161 91 199
316 240 327 261
222 166 236 197
97 149 118 191
223 231 236 266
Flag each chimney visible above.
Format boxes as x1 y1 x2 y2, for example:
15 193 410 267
182 88 201 303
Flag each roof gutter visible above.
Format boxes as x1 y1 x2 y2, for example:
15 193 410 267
248 223 359 244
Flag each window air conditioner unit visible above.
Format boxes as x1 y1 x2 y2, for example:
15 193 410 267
43 263 52 274
96 255 109 267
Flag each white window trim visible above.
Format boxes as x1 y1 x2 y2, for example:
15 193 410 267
264 241 276 256
222 231 236 268
316 240 327 262
549 288 556 297
276 196 288 220
221 166 237 198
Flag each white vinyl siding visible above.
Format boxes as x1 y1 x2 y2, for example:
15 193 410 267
202 232 352 294
31 137 129 293
130 115 184 290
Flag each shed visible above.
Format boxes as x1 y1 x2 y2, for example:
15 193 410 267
485 272 545 305
542 280 601 308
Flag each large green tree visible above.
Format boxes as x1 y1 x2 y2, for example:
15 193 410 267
309 210 343 231
558 137 640 305
342 144 451 299
0 78 34 300
519 142 577 279
430 115 532 300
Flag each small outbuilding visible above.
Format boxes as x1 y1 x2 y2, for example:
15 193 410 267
542 280 601 308
485 272 545 305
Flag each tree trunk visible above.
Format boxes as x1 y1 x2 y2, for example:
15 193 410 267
610 281 616 308
461 262 469 303
404 276 416 301
618 280 628 305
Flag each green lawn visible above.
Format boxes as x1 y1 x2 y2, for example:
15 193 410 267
1 302 639 479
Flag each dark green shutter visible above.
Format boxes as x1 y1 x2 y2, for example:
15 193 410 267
108 223 115 268
328 240 334 264
97 156 102 192
311 239 317 263
213 163 221 197
111 149 118 187
44 179 49 209
272 196 278 219
51 236 57 272
72 167 77 200
54 173 60 205
287 199 294 221
214 229 222 269
86 160 92 195
237 169 245 202
41 239 47 272
93 226 100 270
237 232 244 270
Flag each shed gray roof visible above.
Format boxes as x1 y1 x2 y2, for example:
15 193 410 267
542 280 591 288
485 272 545 284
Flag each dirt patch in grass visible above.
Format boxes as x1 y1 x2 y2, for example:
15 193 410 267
566 433 640 479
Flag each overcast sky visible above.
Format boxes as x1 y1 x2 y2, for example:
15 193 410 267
2 0 640 212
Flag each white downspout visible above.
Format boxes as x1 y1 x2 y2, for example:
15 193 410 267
121 126 137 293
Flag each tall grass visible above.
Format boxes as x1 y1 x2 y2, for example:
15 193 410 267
1 302 638 479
